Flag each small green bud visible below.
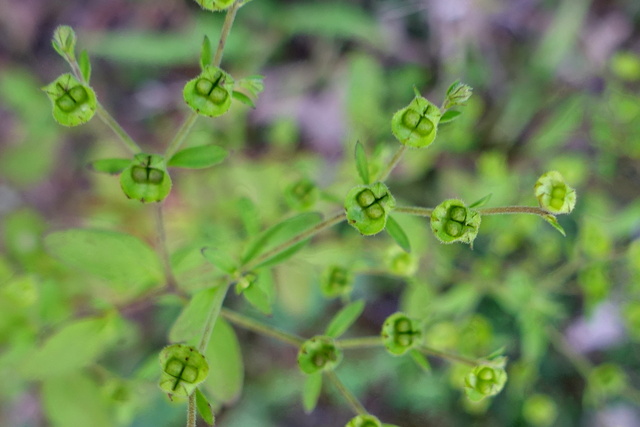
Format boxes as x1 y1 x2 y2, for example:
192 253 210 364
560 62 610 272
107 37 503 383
297 336 343 374
444 81 473 109
587 363 626 402
464 364 507 402
385 246 418 276
345 182 396 236
285 178 319 211
522 394 558 427
320 265 354 298
52 25 77 59
43 74 97 127
120 153 172 202
381 312 422 356
431 199 481 245
193 0 235 12
183 66 234 117
534 171 576 214
158 344 209 397
391 95 441 148
345 414 382 427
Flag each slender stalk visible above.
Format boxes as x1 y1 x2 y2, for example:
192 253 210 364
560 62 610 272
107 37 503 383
394 206 433 217
336 336 383 349
213 1 242 68
164 112 199 160
155 204 178 291
243 211 346 271
187 393 197 427
377 145 407 182
418 345 477 367
325 371 367 416
197 282 232 353
478 206 551 216
221 308 304 347
547 326 592 378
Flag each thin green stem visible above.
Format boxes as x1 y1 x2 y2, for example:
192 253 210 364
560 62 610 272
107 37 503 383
325 371 367 416
221 308 305 347
164 111 199 160
155 204 178 291
187 393 197 427
418 345 477 367
336 336 383 349
394 206 433 217
547 326 592 378
377 145 407 182
197 282 232 353
243 211 346 271
213 1 242 68
478 206 551 216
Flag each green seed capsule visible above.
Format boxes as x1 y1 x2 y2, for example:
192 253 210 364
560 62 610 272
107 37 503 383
345 414 382 427
464 364 507 402
158 344 209 397
320 265 354 298
534 171 576 214
381 312 422 356
297 336 343 374
43 73 97 127
431 199 481 245
120 153 172 203
183 66 234 117
345 182 396 236
392 95 442 148
285 178 319 211
194 0 235 11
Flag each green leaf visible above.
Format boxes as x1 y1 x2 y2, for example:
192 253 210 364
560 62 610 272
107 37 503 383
469 193 492 209
242 270 274 315
542 214 566 236
439 110 461 124
241 212 323 267
21 315 118 379
385 215 411 253
169 286 222 344
44 229 163 297
199 35 212 70
202 318 244 404
86 158 131 175
232 90 256 108
201 247 237 274
78 49 91 82
195 388 215 426
409 349 431 373
302 373 322 413
237 197 261 237
167 144 228 169
354 141 370 184
446 79 461 96
325 300 365 338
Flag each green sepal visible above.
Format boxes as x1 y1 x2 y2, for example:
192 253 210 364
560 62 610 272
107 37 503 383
119 153 172 203
201 246 237 274
158 344 209 397
302 372 323 413
297 336 343 374
325 299 365 338
52 25 77 60
346 414 382 427
354 141 370 184
409 349 431 373
439 110 462 124
78 49 92 82
167 144 228 169
541 214 566 237
430 199 481 246
381 312 422 356
391 95 441 148
232 91 256 108
320 265 354 298
183 66 234 117
468 193 492 209
345 182 396 236
194 0 236 12
385 215 411 253
199 35 212 70
236 75 264 98
285 178 319 211
195 388 215 426
87 158 132 175
43 73 97 127
534 171 576 214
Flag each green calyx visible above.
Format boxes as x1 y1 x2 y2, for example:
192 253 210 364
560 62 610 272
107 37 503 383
391 95 441 148
321 265 354 298
43 73 97 127
534 171 576 214
120 153 172 203
183 66 234 117
345 182 396 236
285 178 319 211
297 336 343 374
345 414 382 427
158 344 209 397
430 199 481 245
381 312 422 356
464 364 507 402
194 0 236 12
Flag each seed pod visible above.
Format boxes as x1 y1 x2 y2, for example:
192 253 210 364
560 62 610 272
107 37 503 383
158 344 209 397
345 414 382 427
534 171 576 214
297 336 343 374
193 0 235 12
385 246 418 276
120 153 172 203
42 73 97 127
285 178 319 211
345 182 396 236
320 265 354 298
430 199 481 245
391 95 442 148
183 66 234 117
464 364 507 402
381 312 422 356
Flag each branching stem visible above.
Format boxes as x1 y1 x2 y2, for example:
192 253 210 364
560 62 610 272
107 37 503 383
419 345 477 367
325 371 368 416
478 206 551 216
337 336 383 349
394 206 433 217
197 282 232 353
155 204 178 291
221 308 304 347
187 393 197 427
377 145 407 182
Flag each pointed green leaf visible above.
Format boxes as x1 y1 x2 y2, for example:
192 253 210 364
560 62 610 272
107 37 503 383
202 318 244 404
167 144 228 169
195 388 215 426
236 75 265 98
409 349 431 373
439 110 461 124
169 286 225 344
469 193 493 209
237 197 261 237
446 79 461 96
241 212 323 267
243 270 274 315
325 300 365 338
200 35 212 70
354 141 370 184
302 372 322 413
44 229 163 297
232 91 256 108
385 215 411 253
201 247 237 274
542 214 566 236
78 49 91 82
86 158 131 175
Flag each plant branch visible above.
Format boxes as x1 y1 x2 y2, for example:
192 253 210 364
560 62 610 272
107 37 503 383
377 145 407 182
221 308 305 347
155 204 178 292
394 206 433 217
187 393 197 427
478 206 551 216
325 371 368 416
337 336 383 349
418 345 477 367
197 282 232 353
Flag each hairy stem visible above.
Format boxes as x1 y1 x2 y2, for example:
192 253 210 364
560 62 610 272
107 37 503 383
187 393 197 427
221 308 304 347
155 204 178 291
394 206 433 217
419 345 477 367
325 371 367 416
337 336 383 349
213 1 242 68
197 282 232 353
377 145 407 182
478 206 551 216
